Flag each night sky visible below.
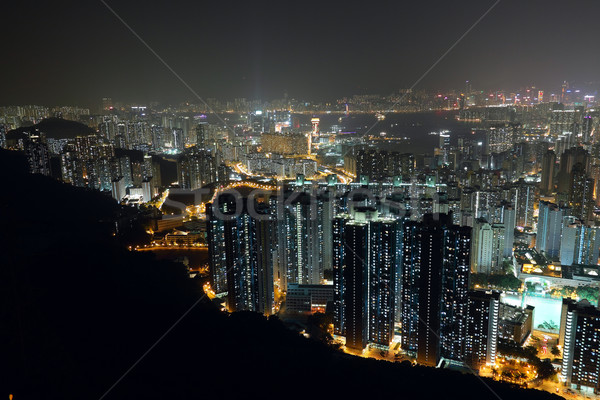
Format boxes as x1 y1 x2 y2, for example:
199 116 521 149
2 0 600 106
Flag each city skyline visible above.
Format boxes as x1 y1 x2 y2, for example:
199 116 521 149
7 1 600 399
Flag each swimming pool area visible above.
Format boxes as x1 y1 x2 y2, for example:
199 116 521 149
501 293 563 332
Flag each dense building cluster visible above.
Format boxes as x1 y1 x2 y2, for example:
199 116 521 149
5 81 600 393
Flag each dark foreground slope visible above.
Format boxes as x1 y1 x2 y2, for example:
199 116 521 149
0 149 562 400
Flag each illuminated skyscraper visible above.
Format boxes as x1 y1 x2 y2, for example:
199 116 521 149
111 176 126 201
141 178 152 203
490 224 505 273
569 163 595 223
172 128 185 151
512 180 536 228
117 156 133 188
582 114 593 143
536 201 567 259
561 300 600 392
465 290 500 369
487 126 512 154
178 147 216 190
557 147 588 193
277 191 328 287
23 131 51 176
471 218 493 274
560 217 600 266
400 213 471 366
501 204 516 258
0 124 6 149
195 122 207 149
339 216 369 350
151 125 164 152
207 194 275 315
332 207 398 349
332 215 346 336
353 149 414 181
540 150 556 195
311 117 320 139
60 151 85 187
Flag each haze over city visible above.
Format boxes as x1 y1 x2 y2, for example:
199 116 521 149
3 0 600 105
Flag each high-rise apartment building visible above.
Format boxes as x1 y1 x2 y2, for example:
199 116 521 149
540 150 556 195
178 147 216 190
536 201 567 259
400 213 471 366
465 290 500 369
23 131 51 176
560 217 600 266
561 300 600 392
207 194 275 315
332 207 399 350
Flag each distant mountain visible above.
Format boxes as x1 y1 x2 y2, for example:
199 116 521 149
6 117 95 140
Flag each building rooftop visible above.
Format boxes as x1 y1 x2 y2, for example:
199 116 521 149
499 302 533 326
